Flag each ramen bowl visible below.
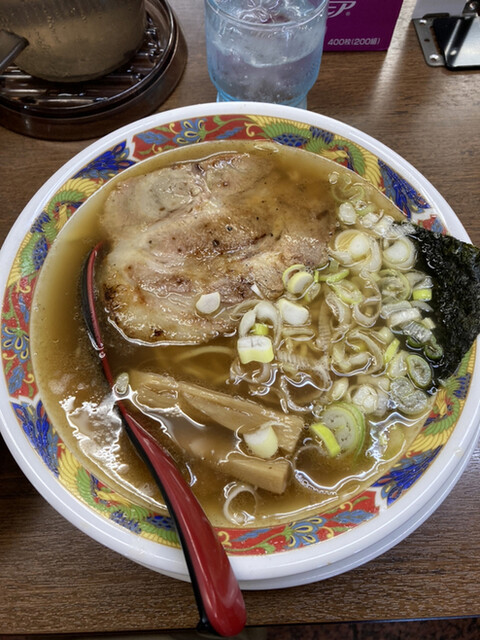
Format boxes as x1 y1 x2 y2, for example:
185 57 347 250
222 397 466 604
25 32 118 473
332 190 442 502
1 102 479 589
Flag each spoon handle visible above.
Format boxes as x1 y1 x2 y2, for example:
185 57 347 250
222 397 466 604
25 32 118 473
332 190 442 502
118 404 247 637
83 244 246 637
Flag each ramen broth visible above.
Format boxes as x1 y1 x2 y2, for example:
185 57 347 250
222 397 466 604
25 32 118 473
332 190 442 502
31 140 434 527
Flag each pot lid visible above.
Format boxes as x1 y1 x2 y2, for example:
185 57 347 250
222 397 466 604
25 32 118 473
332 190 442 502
0 0 187 140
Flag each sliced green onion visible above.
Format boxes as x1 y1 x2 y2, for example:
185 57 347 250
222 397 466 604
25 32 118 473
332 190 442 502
359 211 381 228
372 215 395 237
329 171 339 185
276 298 310 325
331 279 364 305
382 237 416 271
387 307 422 328
317 258 340 277
319 402 366 457
317 268 350 283
384 337 400 364
287 270 314 295
237 335 274 364
313 259 331 282
406 336 423 349
407 272 433 289
406 354 432 388
330 378 349 401
244 300 281 345
422 317 436 330
355 202 378 217
378 268 411 302
252 322 269 336
377 326 394 344
282 264 305 288
330 229 372 266
412 288 432 301
195 292 221 314
402 321 433 346
351 384 379 414
338 201 357 224
348 233 372 260
238 309 257 337
346 184 365 205
309 422 341 457
387 350 408 379
381 300 412 317
244 425 279 459
424 336 444 361
390 376 429 415
254 300 279 326
304 282 321 303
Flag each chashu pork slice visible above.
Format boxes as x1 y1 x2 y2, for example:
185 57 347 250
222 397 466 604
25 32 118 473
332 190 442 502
98 150 336 344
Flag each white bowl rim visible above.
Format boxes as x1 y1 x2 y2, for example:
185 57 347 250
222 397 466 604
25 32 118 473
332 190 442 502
1 101 479 588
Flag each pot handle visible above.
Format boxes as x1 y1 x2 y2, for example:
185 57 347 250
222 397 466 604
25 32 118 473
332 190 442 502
0 30 28 74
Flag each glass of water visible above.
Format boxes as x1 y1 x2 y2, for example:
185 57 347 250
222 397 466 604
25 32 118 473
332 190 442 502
204 0 328 109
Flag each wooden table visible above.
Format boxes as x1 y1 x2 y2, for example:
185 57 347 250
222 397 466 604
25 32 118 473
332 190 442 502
1 0 479 635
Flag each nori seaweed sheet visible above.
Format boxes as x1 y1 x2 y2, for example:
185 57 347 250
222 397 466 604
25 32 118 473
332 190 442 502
406 224 480 380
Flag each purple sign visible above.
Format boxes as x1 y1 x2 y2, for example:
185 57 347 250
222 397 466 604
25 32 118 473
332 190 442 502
324 0 404 51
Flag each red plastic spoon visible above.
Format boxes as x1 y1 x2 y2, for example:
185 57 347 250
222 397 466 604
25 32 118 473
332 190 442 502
81 242 246 637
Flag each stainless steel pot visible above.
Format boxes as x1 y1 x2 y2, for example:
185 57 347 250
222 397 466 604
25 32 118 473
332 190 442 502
0 0 146 82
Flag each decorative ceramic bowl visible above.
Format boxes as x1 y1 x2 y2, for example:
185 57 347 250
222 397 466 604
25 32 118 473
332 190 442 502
1 102 479 589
